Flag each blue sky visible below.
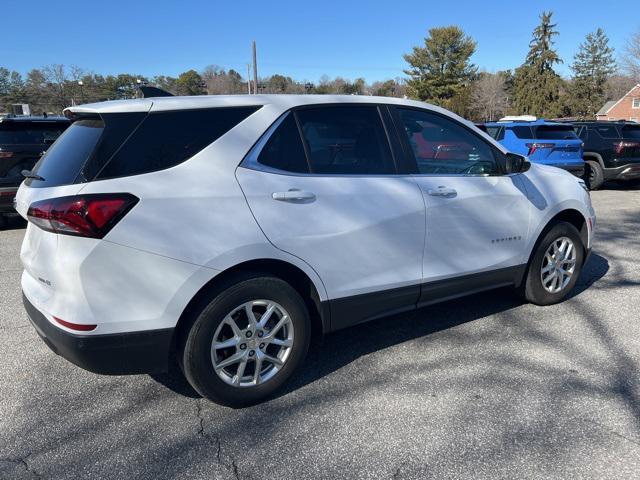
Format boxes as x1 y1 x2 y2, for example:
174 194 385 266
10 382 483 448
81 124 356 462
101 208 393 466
3 0 637 82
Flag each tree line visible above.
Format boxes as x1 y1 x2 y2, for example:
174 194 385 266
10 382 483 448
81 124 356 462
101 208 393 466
0 64 407 116
405 11 639 120
1 11 639 121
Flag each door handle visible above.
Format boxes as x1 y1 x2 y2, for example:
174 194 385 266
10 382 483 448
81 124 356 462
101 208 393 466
427 186 457 197
272 189 316 202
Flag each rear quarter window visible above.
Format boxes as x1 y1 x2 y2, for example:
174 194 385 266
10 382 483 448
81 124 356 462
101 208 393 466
97 106 260 180
621 126 640 140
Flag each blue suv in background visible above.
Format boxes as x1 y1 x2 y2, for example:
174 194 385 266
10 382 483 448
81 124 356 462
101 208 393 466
482 117 585 177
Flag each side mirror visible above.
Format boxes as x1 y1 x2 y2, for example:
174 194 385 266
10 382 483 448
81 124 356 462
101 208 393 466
504 153 530 174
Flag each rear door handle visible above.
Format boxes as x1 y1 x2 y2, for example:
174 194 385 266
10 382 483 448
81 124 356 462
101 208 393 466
427 186 457 197
272 189 316 202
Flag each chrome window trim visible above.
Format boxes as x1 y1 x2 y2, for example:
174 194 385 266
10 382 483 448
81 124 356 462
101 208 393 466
240 111 294 175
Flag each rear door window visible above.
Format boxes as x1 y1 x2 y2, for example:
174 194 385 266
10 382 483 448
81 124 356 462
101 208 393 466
257 114 309 173
296 106 396 174
507 126 533 139
27 119 104 187
97 106 260 179
593 125 619 139
534 125 579 140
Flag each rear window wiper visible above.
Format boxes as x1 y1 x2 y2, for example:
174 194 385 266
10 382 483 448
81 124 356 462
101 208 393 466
21 169 45 181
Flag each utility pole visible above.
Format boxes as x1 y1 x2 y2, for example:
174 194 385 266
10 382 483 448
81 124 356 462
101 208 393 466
252 40 258 95
246 64 252 94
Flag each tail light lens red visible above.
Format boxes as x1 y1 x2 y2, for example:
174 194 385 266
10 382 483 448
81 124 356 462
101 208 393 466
27 193 138 238
525 143 555 156
0 151 14 158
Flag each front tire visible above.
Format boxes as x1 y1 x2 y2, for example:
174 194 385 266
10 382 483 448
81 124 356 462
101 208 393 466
521 222 585 306
182 274 310 407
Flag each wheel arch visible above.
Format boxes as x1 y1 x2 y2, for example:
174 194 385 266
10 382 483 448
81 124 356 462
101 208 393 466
171 258 329 357
583 151 605 169
519 208 589 287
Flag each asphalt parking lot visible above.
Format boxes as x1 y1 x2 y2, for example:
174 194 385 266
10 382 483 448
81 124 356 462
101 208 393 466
1 186 639 480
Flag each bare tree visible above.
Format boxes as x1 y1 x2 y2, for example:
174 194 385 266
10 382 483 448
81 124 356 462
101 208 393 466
201 65 246 95
622 30 640 81
606 74 637 100
42 64 71 110
470 72 509 121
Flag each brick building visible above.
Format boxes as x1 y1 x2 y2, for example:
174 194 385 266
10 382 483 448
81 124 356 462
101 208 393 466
596 84 640 122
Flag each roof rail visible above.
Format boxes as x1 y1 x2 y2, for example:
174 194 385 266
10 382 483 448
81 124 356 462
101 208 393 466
498 115 538 122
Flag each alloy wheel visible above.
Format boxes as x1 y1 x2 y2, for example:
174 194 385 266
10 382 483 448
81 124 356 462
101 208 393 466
210 300 294 387
540 236 577 293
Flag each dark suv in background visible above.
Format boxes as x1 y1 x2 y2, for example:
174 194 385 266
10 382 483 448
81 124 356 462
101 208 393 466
0 115 69 225
572 121 640 190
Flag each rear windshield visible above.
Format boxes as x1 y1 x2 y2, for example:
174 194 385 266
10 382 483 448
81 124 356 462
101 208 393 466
27 106 260 188
535 125 579 140
27 119 104 187
621 126 640 139
0 123 68 145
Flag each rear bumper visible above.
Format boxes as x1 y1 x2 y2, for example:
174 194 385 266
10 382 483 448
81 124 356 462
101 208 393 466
23 292 173 375
0 186 17 214
604 163 640 180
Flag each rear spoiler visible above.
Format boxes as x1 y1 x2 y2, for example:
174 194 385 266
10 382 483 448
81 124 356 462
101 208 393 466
139 86 174 98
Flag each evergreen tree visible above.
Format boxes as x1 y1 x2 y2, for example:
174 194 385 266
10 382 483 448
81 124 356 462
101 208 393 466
403 26 477 114
569 28 616 118
513 11 563 117
175 70 206 96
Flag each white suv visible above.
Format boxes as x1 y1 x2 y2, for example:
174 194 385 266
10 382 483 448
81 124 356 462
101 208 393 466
16 95 595 407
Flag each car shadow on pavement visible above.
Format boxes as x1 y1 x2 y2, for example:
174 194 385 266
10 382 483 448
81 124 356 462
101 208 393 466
150 252 610 403
601 180 640 191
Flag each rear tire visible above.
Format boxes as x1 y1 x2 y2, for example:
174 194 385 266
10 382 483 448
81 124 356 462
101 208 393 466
584 160 604 190
181 274 310 407
521 222 585 306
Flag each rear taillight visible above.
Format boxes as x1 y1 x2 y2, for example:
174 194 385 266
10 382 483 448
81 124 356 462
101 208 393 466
525 143 555 156
0 151 13 158
614 141 640 155
27 193 138 238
